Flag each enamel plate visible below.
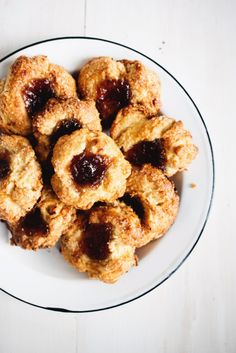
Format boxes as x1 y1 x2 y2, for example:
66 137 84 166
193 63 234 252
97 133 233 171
0 37 214 312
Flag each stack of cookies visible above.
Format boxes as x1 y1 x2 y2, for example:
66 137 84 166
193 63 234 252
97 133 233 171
0 55 198 283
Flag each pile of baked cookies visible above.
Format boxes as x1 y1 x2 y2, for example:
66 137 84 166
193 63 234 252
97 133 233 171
0 55 198 283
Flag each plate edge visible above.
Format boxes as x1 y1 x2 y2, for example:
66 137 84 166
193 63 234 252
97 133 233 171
0 36 215 313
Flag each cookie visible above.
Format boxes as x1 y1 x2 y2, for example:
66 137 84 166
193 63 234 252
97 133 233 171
0 134 42 223
51 129 131 209
0 80 4 93
78 57 160 126
122 165 179 247
61 201 138 283
111 105 198 176
9 187 76 250
33 97 102 161
0 55 76 135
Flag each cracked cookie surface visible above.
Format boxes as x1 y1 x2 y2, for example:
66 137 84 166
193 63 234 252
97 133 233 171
111 105 198 176
51 129 131 209
61 201 139 283
123 165 179 247
0 134 42 223
9 187 76 250
78 57 161 126
33 97 101 161
0 55 76 135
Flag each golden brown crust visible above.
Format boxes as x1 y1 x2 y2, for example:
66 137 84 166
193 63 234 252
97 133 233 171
111 105 198 176
61 201 138 283
0 134 43 223
78 57 126 99
78 56 161 115
0 80 4 93
0 56 76 135
9 187 76 250
88 201 142 247
120 60 161 113
33 97 102 161
125 165 179 247
51 129 131 209
0 55 196 281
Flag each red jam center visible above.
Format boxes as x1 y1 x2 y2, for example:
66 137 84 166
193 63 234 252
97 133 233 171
23 79 55 117
50 119 82 148
70 152 108 187
121 193 145 223
18 208 49 237
126 138 166 170
0 152 10 180
81 223 113 260
96 79 130 126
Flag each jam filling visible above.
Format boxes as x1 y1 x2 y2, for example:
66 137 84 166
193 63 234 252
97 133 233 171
121 193 145 223
23 79 55 117
0 152 10 180
126 138 166 170
70 152 108 187
81 222 113 260
50 118 81 148
96 79 130 126
17 207 49 237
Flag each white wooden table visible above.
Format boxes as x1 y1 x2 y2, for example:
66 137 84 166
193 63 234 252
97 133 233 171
0 0 235 352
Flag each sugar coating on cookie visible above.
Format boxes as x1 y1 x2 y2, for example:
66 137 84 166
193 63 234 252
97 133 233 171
122 165 179 247
61 201 138 283
9 187 76 250
33 97 102 161
51 129 131 209
78 57 160 126
111 105 198 177
0 55 76 135
0 135 43 223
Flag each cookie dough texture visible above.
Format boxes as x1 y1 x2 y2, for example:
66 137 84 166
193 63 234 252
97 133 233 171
111 105 198 176
125 165 179 247
78 57 161 114
0 134 42 223
61 201 139 283
0 55 76 135
33 97 102 161
51 129 131 209
9 187 76 250
0 80 4 93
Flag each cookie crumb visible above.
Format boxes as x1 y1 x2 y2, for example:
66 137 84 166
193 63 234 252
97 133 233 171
190 183 197 189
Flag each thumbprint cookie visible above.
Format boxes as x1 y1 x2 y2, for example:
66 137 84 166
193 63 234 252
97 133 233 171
0 55 76 135
33 97 102 162
61 201 139 283
51 129 131 209
78 57 161 126
9 187 76 250
111 105 198 176
0 134 42 223
121 165 179 247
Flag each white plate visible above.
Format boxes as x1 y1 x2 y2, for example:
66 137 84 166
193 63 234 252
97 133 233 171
0 37 214 312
